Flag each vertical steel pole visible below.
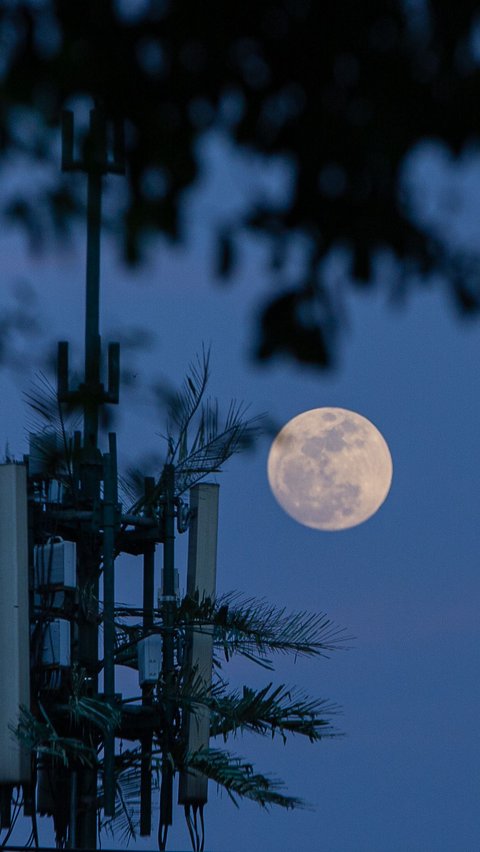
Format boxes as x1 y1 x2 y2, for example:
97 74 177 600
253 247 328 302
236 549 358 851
140 477 155 836
159 464 176 849
142 478 156 630
68 771 77 849
77 109 104 851
102 433 118 817
83 111 103 454
59 107 122 850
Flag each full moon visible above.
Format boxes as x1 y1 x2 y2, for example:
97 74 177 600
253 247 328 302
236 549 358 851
267 408 393 531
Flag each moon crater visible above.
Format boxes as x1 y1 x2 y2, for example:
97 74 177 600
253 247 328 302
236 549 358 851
268 408 392 531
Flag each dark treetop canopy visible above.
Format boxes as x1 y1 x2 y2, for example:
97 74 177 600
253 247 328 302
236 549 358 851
1 0 480 363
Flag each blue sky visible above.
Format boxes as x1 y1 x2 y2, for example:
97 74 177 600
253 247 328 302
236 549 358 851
0 131 479 851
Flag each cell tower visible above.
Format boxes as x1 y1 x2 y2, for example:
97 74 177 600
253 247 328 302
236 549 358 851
0 108 219 851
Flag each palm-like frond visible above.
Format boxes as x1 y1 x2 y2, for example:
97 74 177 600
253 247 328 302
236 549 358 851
208 683 338 743
23 371 81 481
176 593 349 668
100 759 161 844
111 774 139 845
67 695 121 735
166 347 210 463
113 619 144 668
12 704 97 768
117 469 145 510
159 664 226 714
162 668 337 744
174 400 262 496
122 350 263 514
119 454 165 514
24 372 65 430
183 747 305 810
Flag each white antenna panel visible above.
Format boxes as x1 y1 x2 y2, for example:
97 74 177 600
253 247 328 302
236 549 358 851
0 464 31 783
34 537 76 589
138 634 163 686
40 619 71 668
178 483 219 806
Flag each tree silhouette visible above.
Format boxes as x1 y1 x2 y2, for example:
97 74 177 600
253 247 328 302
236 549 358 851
14 359 347 851
1 0 480 363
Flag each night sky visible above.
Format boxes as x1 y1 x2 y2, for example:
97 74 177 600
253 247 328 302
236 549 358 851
0 131 479 851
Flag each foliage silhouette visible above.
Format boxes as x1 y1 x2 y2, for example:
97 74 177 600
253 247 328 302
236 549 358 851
1 1 479 364
18 356 347 849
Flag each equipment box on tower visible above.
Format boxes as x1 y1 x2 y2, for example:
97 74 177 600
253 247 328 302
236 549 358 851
34 537 76 589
